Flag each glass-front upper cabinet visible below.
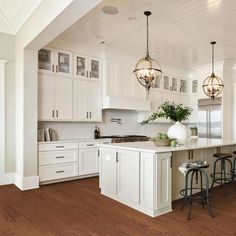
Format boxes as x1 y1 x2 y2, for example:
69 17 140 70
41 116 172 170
38 47 54 73
179 78 188 94
74 54 100 80
163 75 170 91
192 80 198 93
55 49 72 76
170 77 178 92
38 47 72 76
74 54 87 79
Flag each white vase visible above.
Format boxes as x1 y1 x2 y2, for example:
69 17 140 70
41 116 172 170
167 122 189 144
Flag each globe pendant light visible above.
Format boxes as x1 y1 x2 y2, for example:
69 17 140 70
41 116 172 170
202 41 224 99
133 11 162 94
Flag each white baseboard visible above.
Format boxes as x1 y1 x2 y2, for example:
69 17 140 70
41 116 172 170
0 172 15 185
15 174 39 190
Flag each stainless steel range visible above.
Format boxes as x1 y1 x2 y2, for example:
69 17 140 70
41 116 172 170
100 135 150 143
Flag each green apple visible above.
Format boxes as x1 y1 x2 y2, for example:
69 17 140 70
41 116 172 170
161 134 168 139
170 140 177 147
156 133 162 139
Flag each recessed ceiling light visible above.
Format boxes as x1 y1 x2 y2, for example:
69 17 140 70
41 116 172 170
128 17 137 21
102 6 119 15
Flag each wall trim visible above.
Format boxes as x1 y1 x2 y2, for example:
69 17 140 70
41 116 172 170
15 174 39 190
0 172 15 185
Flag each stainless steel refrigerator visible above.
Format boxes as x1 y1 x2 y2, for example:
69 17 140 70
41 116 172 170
198 97 222 139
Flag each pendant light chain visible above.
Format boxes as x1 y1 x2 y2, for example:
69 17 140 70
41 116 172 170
146 13 149 57
212 43 214 74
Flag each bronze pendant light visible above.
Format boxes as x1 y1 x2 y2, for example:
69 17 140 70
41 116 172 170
202 41 224 99
133 11 162 94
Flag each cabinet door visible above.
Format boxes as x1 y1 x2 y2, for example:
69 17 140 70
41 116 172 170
79 148 99 175
74 54 87 79
55 77 73 120
100 148 117 196
170 76 178 92
55 49 72 77
89 82 102 121
178 94 189 106
38 73 55 120
179 78 188 94
74 79 89 120
117 150 140 203
38 47 54 74
163 75 170 91
89 57 100 80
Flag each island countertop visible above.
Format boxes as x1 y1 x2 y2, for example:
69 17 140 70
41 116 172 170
99 138 236 153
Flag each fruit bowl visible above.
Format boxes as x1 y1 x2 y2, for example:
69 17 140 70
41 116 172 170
152 138 171 147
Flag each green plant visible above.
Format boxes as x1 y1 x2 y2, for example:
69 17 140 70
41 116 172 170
142 101 192 124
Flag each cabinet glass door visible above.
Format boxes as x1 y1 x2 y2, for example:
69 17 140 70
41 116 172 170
192 80 198 93
163 75 170 91
170 77 177 92
90 59 100 79
179 79 187 93
75 55 86 78
57 52 70 74
38 48 53 72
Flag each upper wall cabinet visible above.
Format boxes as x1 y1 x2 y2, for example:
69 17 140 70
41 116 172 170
38 47 72 77
74 54 100 80
179 78 188 94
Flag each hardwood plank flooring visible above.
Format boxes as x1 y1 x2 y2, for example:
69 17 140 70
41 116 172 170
0 178 236 236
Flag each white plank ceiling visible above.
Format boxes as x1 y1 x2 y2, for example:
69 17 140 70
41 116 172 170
53 0 236 68
0 0 41 34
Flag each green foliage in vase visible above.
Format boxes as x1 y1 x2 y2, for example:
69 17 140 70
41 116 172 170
141 101 192 124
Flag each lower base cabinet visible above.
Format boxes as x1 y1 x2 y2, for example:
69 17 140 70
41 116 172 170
100 147 172 217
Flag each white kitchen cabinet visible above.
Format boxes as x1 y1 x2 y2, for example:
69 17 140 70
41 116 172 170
79 147 99 176
38 47 72 77
163 74 178 92
100 147 117 196
117 150 140 203
38 143 78 184
100 147 172 217
178 94 189 106
38 73 73 121
74 54 100 80
179 78 188 94
103 59 150 110
74 80 102 121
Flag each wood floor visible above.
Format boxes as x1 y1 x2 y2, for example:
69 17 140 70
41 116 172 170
0 178 236 236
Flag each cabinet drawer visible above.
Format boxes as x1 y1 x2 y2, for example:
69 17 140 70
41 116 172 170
38 143 78 151
39 163 78 182
39 150 78 166
79 142 98 148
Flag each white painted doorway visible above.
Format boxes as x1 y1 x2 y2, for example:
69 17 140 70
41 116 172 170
0 60 7 177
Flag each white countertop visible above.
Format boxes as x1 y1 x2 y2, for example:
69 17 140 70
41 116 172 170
38 138 112 145
99 138 236 153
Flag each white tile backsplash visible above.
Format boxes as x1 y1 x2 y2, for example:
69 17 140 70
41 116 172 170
38 110 171 140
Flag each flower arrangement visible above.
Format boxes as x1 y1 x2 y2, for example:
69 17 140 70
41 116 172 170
141 101 192 124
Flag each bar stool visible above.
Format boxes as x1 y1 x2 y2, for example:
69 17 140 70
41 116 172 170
232 151 236 180
179 161 214 220
210 152 233 189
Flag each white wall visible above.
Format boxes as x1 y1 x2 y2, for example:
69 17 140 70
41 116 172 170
39 110 171 140
0 33 15 173
14 0 103 190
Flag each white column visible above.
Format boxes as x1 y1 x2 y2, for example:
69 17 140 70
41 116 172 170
0 60 7 177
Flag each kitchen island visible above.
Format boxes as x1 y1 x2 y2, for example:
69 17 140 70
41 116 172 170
99 138 236 217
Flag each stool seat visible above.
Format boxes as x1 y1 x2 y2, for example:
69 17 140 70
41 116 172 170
233 151 236 155
213 153 232 159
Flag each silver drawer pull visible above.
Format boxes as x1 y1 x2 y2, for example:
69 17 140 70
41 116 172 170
103 142 110 144
56 156 64 159
86 144 94 146
56 146 64 148
56 170 64 173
